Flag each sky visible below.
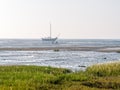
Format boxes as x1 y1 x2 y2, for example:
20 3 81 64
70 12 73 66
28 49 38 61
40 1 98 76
0 0 120 39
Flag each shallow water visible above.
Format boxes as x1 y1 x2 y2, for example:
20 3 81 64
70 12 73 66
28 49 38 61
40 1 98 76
0 39 120 71
0 50 120 71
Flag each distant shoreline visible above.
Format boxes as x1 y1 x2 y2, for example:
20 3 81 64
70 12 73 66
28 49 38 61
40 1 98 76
0 46 120 52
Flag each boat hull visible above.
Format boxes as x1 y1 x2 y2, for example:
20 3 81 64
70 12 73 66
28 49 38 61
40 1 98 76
42 37 58 43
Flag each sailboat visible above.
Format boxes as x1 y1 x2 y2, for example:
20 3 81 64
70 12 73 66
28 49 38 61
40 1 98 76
42 23 58 43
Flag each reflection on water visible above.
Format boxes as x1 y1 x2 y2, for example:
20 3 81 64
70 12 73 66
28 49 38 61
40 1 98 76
0 50 120 71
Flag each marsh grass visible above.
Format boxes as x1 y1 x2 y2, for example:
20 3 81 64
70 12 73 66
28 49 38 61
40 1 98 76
0 62 120 90
83 62 120 89
0 66 72 90
86 62 120 76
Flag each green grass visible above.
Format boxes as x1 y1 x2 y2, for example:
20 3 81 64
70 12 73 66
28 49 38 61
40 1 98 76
86 62 120 76
0 62 120 90
83 62 120 89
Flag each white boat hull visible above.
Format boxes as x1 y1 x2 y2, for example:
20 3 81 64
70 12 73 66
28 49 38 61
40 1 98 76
42 37 57 41
42 37 58 43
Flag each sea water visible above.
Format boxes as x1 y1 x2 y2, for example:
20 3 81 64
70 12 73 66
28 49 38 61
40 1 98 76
0 39 120 71
0 39 120 48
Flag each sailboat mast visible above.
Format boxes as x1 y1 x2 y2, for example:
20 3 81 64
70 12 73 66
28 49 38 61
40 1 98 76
50 23 51 38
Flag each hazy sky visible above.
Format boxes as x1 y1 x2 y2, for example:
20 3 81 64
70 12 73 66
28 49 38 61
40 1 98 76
0 0 120 39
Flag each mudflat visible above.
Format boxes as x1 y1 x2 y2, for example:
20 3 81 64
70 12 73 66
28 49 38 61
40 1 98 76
0 46 120 52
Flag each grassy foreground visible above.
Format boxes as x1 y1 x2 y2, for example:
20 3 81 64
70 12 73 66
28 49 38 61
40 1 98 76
0 62 120 90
